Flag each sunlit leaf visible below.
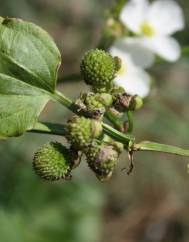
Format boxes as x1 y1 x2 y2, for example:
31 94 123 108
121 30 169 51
0 17 61 137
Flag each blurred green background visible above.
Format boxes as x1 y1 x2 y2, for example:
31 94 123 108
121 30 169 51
0 0 189 241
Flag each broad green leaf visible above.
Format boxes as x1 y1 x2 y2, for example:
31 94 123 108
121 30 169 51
0 17 61 137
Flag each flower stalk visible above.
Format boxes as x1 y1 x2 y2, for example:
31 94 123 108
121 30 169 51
29 91 189 158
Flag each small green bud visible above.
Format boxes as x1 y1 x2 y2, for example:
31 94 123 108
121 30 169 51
66 116 102 150
85 141 119 181
96 93 113 107
33 142 73 181
82 93 106 117
75 92 113 119
132 96 143 110
80 49 118 92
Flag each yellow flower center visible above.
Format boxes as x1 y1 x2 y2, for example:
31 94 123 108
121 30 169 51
140 22 154 37
117 63 126 76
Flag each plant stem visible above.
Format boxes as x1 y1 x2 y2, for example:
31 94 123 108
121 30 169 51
30 122 66 136
53 90 76 112
111 0 128 19
134 141 189 157
105 109 124 130
30 122 189 157
47 91 189 157
127 111 134 133
102 122 134 143
52 90 135 143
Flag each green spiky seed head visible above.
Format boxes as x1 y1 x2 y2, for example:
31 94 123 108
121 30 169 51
84 93 113 109
33 142 73 181
85 141 119 181
66 116 102 150
80 49 118 92
84 93 106 111
76 92 113 119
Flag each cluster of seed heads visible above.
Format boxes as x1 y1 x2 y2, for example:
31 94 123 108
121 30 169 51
33 49 143 182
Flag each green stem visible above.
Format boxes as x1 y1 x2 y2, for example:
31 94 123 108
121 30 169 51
127 111 134 133
52 90 134 143
30 122 189 157
98 0 128 50
134 141 189 157
30 122 66 136
52 90 77 112
111 0 128 19
105 109 123 130
102 122 134 143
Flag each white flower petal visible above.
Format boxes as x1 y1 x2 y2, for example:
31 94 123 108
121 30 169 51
120 0 149 33
109 45 134 66
142 36 181 61
109 44 151 97
110 38 155 68
147 0 185 35
114 67 151 98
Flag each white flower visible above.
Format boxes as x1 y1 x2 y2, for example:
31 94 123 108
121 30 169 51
120 0 185 62
109 44 151 98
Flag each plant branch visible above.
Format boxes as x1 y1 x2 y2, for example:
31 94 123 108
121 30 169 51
127 111 134 133
134 141 189 157
105 109 124 130
52 90 135 143
30 122 189 157
110 0 128 19
29 122 66 136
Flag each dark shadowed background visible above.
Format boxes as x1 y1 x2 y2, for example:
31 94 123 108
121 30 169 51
0 0 189 241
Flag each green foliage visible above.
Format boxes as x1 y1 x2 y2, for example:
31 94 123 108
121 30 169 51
0 16 188 166
0 0 189 241
0 17 61 138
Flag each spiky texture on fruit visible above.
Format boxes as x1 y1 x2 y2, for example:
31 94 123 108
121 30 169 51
85 141 119 181
76 92 113 119
65 116 102 150
84 93 113 110
33 142 73 181
80 49 118 92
